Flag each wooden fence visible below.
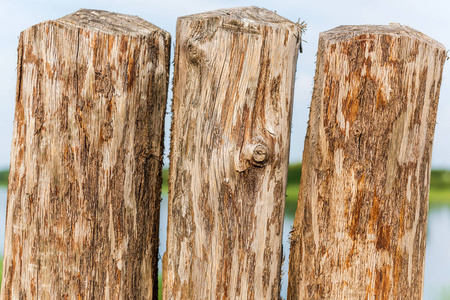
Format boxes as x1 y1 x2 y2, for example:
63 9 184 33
0 7 445 300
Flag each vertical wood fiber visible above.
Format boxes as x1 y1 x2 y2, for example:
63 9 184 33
1 9 170 299
288 25 446 299
163 6 302 300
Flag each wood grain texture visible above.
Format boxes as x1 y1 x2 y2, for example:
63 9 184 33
1 9 170 299
163 6 302 300
288 25 446 299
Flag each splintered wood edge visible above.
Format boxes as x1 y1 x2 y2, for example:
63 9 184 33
321 24 445 50
51 9 168 36
179 6 299 28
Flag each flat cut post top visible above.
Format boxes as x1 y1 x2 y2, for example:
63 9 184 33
55 8 166 36
180 6 300 28
321 24 445 50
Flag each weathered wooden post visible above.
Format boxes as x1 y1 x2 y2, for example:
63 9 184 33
163 7 302 299
1 9 170 299
288 25 446 299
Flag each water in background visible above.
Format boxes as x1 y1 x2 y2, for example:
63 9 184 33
424 205 450 300
1 188 449 298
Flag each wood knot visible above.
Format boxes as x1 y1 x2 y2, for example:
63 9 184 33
235 142 270 172
185 41 203 65
251 144 269 167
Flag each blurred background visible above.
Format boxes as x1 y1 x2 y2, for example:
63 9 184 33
1 0 449 298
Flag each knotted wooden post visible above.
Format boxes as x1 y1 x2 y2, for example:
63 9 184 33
163 7 302 299
288 25 445 299
1 9 170 299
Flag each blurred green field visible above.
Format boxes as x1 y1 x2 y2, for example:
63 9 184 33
159 274 162 299
161 168 169 195
429 169 450 205
0 171 8 187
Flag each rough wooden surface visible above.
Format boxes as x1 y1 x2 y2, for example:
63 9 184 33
1 9 170 299
163 6 302 299
288 25 446 299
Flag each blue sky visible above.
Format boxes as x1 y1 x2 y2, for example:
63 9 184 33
1 0 449 169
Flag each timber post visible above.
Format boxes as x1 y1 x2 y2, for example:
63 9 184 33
1 9 170 299
163 6 302 299
288 25 446 299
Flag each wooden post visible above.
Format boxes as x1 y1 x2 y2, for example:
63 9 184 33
163 7 302 299
1 9 170 299
288 25 446 299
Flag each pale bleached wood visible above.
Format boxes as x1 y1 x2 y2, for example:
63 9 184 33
163 6 302 300
288 25 446 299
1 9 170 299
